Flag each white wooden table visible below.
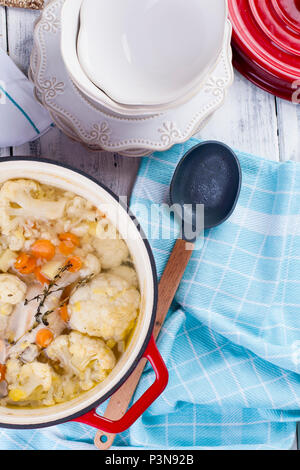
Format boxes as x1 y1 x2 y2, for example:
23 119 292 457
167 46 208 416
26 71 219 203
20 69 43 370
0 5 299 450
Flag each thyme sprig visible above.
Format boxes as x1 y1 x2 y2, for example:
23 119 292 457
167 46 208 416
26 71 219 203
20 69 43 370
25 267 95 328
67 273 95 295
25 262 72 327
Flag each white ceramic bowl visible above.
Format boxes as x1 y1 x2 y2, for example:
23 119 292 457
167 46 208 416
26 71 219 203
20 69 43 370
77 0 227 107
61 0 159 117
0 159 168 432
61 0 228 116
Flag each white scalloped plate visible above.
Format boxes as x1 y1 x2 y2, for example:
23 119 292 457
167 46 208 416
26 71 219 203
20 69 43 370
30 0 234 155
30 63 213 157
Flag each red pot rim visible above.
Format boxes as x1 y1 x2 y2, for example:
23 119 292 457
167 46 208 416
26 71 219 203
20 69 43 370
232 43 297 101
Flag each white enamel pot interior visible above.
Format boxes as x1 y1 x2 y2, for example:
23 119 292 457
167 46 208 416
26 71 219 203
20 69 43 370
0 158 158 429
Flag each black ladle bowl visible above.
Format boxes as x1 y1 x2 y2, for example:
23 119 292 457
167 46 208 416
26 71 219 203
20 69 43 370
170 141 242 233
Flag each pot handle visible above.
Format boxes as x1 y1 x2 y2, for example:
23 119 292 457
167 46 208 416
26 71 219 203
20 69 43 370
73 336 168 434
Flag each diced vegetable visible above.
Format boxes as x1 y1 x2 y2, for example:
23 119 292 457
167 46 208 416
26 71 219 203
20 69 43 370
40 260 64 280
36 329 54 348
66 256 82 273
0 364 6 382
31 240 55 261
58 233 80 255
58 304 69 322
88 222 97 236
9 227 24 251
59 232 80 247
8 389 26 401
14 253 36 274
34 266 50 285
59 240 75 256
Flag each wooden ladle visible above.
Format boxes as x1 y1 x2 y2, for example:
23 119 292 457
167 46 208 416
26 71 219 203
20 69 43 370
95 141 241 449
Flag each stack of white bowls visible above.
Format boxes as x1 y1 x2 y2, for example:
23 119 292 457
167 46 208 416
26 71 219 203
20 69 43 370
30 0 233 156
61 0 228 118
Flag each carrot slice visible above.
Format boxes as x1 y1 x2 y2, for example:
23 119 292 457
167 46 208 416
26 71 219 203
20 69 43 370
34 266 50 285
58 304 69 322
66 256 82 273
31 240 56 261
0 364 6 382
58 240 75 256
36 329 54 348
59 232 80 247
15 253 36 274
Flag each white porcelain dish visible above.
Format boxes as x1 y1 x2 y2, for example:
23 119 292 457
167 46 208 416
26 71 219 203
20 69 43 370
77 0 227 107
30 0 233 156
61 0 157 117
0 159 168 432
61 0 227 117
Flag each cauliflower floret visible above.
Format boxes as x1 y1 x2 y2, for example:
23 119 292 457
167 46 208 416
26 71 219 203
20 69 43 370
92 238 129 269
42 374 80 406
0 274 26 304
69 273 140 342
95 218 117 240
108 266 138 288
70 223 90 237
6 359 53 402
66 196 96 222
0 249 17 273
81 253 101 277
0 180 66 233
47 332 116 390
66 196 87 217
8 227 25 251
0 303 13 316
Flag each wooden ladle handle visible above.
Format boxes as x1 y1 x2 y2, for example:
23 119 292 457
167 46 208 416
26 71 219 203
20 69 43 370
95 239 194 450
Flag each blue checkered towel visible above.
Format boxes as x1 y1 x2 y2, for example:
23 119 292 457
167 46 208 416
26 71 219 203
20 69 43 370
1 138 300 450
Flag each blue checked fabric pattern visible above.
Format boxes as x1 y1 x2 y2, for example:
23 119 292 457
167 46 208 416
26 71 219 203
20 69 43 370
1 138 300 450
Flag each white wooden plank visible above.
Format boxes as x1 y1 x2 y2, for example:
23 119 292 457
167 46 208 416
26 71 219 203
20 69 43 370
276 98 300 162
0 6 7 51
6 7 39 74
197 72 280 161
0 6 10 158
6 7 45 158
13 124 140 197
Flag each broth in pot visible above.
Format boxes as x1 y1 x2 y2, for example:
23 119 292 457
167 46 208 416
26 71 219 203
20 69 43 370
0 179 140 408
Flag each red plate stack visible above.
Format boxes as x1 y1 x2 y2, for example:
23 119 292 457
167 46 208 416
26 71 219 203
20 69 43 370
228 0 300 102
